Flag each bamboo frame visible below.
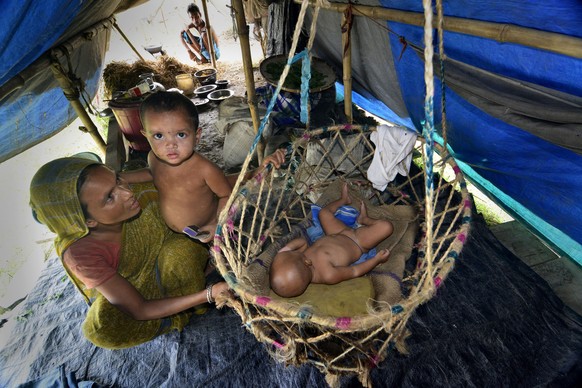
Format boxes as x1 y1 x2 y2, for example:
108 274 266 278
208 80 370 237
50 55 106 154
232 0 265 160
341 10 353 123
201 0 217 67
299 0 582 59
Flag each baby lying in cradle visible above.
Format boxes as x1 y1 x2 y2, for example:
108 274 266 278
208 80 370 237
270 183 394 297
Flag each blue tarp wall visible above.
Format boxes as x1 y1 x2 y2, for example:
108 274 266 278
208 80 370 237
1 0 581 262
309 0 582 262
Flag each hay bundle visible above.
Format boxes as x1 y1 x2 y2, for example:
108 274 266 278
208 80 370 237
102 57 200 98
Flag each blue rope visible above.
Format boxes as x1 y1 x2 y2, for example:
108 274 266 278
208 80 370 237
423 97 435 193
300 54 311 124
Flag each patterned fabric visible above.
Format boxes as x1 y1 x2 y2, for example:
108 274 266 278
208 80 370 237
29 157 209 348
30 157 98 257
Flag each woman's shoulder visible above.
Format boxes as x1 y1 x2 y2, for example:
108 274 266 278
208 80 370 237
65 236 118 258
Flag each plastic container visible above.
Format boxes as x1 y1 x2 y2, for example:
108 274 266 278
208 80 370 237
176 73 195 95
108 98 150 152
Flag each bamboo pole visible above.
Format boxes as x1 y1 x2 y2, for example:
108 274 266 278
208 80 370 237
299 0 582 59
113 22 146 61
50 56 106 154
341 10 353 123
232 0 264 160
201 0 217 68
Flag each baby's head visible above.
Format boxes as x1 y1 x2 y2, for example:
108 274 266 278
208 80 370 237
140 91 200 165
140 91 199 130
270 250 313 298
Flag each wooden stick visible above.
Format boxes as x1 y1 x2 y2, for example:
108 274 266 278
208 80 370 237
50 58 106 154
232 0 264 160
341 10 353 123
200 0 217 68
298 1 582 59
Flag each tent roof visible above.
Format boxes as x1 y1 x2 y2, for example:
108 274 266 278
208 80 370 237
1 0 581 260
0 0 147 163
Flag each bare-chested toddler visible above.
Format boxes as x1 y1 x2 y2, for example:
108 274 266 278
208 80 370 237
270 183 393 297
139 91 285 243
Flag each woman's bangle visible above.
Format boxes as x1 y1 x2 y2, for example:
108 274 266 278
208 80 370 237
206 283 215 304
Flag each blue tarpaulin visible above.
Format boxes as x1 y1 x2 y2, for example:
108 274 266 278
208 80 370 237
0 1 581 258
308 0 582 262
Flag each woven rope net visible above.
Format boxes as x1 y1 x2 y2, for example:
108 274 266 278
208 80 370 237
213 124 472 382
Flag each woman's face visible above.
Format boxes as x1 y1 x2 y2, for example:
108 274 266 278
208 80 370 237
79 165 140 226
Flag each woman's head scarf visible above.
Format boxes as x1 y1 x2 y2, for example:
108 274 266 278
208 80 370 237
29 157 100 257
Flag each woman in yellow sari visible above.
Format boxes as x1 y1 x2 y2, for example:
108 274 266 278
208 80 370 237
29 156 227 349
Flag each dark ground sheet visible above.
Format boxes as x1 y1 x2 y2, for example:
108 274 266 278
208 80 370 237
1 213 581 387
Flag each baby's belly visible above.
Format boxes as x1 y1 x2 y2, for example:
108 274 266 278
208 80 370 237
159 196 217 233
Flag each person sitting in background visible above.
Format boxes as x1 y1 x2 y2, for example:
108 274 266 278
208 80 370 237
180 3 220 64
270 183 393 298
29 156 229 349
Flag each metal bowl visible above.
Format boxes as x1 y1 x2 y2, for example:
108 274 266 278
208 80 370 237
194 68 217 85
192 98 210 110
208 89 234 102
194 84 218 99
215 79 230 90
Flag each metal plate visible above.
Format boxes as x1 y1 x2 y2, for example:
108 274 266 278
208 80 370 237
259 55 336 93
208 89 234 101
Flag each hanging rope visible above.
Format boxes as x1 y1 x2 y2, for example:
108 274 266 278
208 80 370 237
436 0 448 149
213 0 473 381
221 0 323 225
421 0 436 289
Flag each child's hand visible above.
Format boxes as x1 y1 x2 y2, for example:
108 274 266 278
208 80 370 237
262 148 286 170
374 248 391 264
198 224 216 243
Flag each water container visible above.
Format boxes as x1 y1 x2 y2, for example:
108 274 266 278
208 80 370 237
108 98 150 152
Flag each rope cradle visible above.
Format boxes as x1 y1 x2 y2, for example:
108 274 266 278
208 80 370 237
213 127 472 380
212 0 472 383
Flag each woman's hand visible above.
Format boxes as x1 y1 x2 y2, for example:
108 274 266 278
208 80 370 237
261 148 286 169
209 282 230 303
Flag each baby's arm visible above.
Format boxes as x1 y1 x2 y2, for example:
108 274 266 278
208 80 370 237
203 159 233 210
280 237 309 252
120 168 153 184
320 249 390 284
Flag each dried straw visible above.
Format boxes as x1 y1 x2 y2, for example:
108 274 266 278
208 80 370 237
102 57 201 98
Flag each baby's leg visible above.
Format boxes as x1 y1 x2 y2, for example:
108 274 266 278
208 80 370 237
323 183 352 213
319 183 353 235
354 201 394 250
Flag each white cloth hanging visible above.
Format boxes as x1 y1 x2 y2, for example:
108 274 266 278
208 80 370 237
367 124 417 191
